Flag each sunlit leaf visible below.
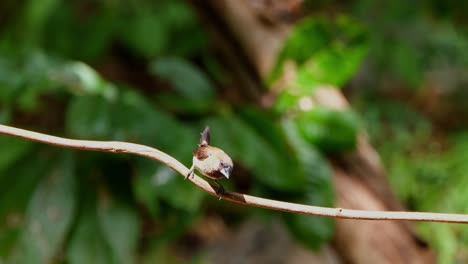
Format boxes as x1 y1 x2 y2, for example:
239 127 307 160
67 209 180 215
269 16 368 91
272 91 300 114
295 45 367 90
295 107 359 152
50 62 117 100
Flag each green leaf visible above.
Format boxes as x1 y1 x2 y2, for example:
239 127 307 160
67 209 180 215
133 111 203 213
50 62 118 99
0 149 66 259
282 119 334 205
66 92 195 156
66 95 114 139
8 151 76 263
150 57 215 101
135 159 205 213
393 43 424 87
0 136 35 176
281 119 335 248
67 198 112 264
133 159 160 216
0 52 60 111
295 107 359 152
237 107 290 155
282 208 334 249
272 91 300 114
295 45 367 90
22 0 61 46
269 16 368 91
97 194 140 264
121 10 168 58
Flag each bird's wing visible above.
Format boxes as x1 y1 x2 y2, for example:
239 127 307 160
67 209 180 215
194 147 210 160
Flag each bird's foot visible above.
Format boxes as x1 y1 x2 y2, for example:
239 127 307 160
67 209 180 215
186 168 194 179
214 180 225 199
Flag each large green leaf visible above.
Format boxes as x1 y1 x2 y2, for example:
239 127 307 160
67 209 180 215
282 208 334 249
132 112 201 213
8 151 76 263
150 57 215 101
0 148 53 259
67 91 202 213
67 195 112 264
66 91 195 155
0 52 60 111
97 193 140 264
283 118 334 202
295 45 368 91
281 119 335 248
295 107 359 152
269 16 368 91
66 95 114 140
121 10 168 58
118 1 205 58
50 62 118 99
133 159 161 216
134 159 205 213
237 107 290 155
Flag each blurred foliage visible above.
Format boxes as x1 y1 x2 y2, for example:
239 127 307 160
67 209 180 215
353 0 468 89
2 0 467 262
269 16 368 91
348 1 468 263
358 101 468 263
0 0 376 262
270 16 365 153
8 0 468 262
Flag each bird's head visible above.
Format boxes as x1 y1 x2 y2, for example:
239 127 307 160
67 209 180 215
219 160 234 179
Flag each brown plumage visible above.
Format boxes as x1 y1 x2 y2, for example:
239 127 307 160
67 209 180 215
186 127 233 193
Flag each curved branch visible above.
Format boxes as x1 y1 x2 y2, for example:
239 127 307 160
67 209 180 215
0 124 467 224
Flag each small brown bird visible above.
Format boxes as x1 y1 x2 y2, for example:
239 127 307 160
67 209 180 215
186 126 233 193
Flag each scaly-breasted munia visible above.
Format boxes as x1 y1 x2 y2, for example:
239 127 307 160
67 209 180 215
187 127 233 193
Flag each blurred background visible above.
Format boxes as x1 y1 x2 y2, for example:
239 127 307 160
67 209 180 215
0 0 468 263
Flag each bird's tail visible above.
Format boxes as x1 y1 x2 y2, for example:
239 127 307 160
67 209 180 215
199 126 210 146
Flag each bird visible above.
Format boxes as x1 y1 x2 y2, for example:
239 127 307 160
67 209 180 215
186 126 233 194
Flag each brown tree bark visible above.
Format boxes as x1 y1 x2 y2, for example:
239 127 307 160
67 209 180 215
189 0 436 263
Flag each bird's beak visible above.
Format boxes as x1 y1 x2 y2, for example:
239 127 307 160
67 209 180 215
220 166 233 179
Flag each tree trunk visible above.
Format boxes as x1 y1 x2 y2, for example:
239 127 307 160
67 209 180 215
189 0 436 263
